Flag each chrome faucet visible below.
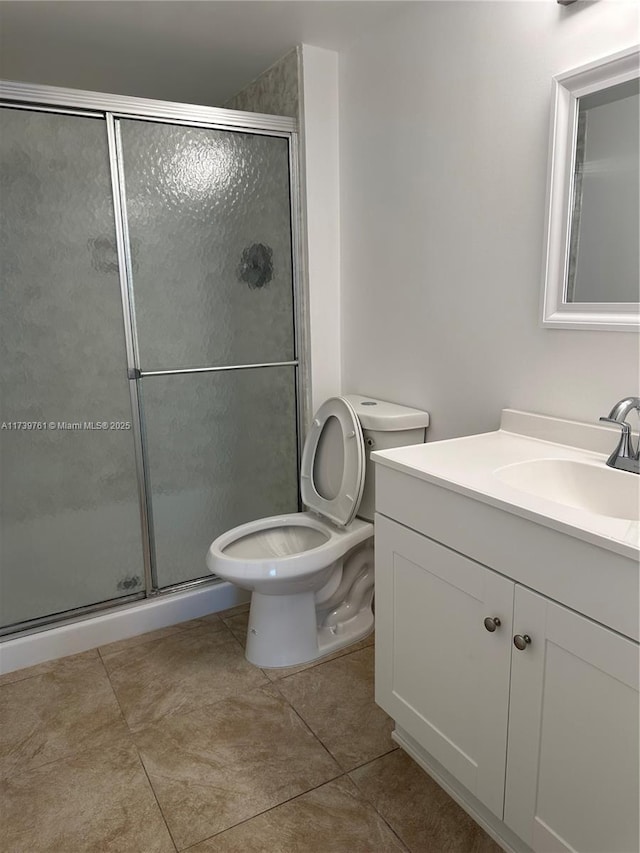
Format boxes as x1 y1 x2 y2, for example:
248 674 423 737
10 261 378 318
599 397 640 474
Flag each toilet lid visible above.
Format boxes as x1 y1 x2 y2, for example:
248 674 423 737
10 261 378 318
300 397 366 527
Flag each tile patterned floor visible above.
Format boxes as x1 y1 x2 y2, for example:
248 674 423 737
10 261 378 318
0 605 503 852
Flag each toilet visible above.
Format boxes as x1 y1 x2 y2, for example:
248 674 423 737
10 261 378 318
206 394 429 668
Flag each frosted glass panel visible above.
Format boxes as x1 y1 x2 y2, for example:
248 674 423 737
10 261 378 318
119 120 294 370
0 108 144 627
142 367 298 588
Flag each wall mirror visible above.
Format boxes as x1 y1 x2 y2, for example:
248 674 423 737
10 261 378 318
541 45 639 331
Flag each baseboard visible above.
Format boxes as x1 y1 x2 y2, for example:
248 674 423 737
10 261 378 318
0 581 250 675
392 727 532 853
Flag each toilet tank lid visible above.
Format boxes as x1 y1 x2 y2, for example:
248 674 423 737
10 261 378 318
342 395 430 431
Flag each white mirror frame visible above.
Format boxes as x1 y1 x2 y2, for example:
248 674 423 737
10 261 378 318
541 45 640 332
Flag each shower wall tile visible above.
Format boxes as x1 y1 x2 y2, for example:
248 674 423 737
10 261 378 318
224 47 300 119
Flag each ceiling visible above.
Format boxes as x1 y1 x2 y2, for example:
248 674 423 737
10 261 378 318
0 1 410 107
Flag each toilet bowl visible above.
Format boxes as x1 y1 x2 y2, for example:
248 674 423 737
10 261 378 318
207 395 429 668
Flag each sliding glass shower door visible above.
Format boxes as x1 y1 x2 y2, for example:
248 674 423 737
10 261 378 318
117 119 299 588
0 86 304 633
0 107 144 627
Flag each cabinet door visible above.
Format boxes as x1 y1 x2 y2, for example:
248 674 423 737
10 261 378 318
375 514 514 818
505 586 639 852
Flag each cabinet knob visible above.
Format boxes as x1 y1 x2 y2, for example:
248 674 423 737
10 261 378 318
483 616 501 632
513 634 532 651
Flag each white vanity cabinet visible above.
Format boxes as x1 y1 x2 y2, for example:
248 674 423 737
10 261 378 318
375 512 639 853
504 586 639 853
374 515 514 819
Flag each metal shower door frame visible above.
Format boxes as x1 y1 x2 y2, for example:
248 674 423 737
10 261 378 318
0 80 310 606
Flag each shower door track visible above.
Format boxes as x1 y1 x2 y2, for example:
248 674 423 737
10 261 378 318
0 80 310 636
0 592 145 639
0 81 297 132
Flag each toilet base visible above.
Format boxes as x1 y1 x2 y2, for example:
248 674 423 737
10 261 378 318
244 590 374 669
315 608 374 660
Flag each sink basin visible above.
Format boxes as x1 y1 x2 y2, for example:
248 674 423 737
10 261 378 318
494 458 639 521
373 409 639 559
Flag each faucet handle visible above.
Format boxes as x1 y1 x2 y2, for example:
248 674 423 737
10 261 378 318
599 417 631 428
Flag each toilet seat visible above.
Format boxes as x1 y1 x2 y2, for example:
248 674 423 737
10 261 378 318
300 397 366 528
208 511 373 591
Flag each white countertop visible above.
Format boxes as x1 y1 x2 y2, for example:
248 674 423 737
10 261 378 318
372 410 640 561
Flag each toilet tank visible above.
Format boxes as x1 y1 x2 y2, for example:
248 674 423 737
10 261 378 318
343 394 430 522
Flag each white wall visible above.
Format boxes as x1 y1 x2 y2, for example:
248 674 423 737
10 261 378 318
300 44 342 414
339 1 640 441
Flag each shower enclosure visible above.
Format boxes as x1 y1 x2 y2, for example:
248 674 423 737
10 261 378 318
0 82 307 636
